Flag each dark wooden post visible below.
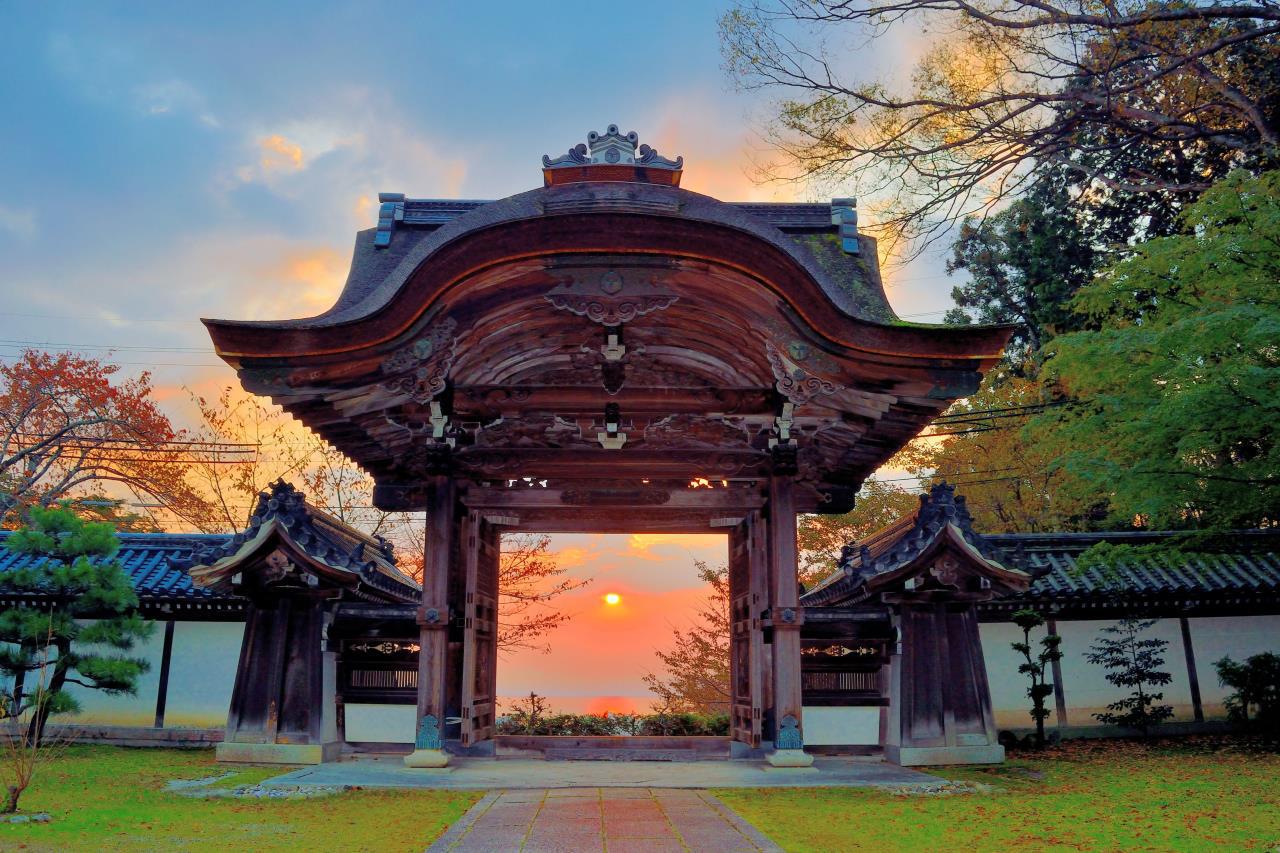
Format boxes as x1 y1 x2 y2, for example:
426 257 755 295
1047 618 1068 728
153 619 176 729
884 599 1003 765
1179 616 1205 723
406 474 456 768
765 475 812 766
217 594 339 764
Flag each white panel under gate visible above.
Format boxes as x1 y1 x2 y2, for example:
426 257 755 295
801 706 880 745
344 704 416 743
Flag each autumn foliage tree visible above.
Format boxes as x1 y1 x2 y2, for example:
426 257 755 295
644 560 732 714
496 533 590 653
905 373 1100 532
1 350 210 528
721 0 1280 252
798 479 920 585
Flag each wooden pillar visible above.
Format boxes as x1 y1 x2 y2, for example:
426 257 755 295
1047 618 1068 728
884 598 1003 766
406 474 456 768
1179 616 1205 723
765 475 812 766
153 619 176 729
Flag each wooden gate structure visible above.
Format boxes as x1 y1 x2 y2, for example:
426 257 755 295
203 125 1011 766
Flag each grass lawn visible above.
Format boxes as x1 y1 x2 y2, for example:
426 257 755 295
0 746 479 852
717 738 1280 852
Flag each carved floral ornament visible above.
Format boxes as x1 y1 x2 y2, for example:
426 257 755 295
474 414 584 449
544 269 679 326
801 644 878 658
381 317 460 404
350 641 421 655
765 341 840 406
642 414 751 449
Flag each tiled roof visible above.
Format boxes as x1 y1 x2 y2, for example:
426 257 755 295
396 198 839 233
803 483 1029 606
179 481 420 604
0 531 242 612
987 530 1280 602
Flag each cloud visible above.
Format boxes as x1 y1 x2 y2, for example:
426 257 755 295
47 33 219 128
133 78 220 127
261 247 349 314
0 204 36 240
259 134 305 171
551 546 600 570
646 90 806 204
234 130 325 186
224 101 467 213
626 533 727 561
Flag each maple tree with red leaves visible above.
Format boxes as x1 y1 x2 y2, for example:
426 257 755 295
0 350 211 528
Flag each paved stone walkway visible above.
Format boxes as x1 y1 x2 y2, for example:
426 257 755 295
427 788 782 852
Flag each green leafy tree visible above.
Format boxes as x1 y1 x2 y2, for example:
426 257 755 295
1033 169 1280 531
1214 652 1280 735
1084 617 1174 735
946 176 1098 361
1011 609 1063 748
0 505 153 744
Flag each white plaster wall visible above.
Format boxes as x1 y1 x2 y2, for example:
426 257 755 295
982 615 1280 727
801 706 879 745
1187 615 1280 708
345 703 416 743
980 621 1061 729
159 621 243 728
58 620 168 727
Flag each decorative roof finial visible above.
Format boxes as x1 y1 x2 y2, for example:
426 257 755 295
542 125 683 186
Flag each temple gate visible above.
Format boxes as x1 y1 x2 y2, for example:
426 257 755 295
203 125 1011 767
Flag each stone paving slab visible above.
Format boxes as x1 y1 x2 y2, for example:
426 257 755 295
427 788 782 852
263 755 938 790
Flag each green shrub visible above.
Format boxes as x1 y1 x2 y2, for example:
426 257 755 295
493 701 729 737
1214 652 1279 736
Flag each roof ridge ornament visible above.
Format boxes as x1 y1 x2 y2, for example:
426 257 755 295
542 125 683 187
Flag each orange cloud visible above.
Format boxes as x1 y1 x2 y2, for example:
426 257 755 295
259 134 304 171
262 247 348 314
551 545 599 570
626 533 727 561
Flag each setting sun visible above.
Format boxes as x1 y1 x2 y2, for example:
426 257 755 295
604 593 621 606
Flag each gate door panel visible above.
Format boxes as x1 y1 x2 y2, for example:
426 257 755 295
729 518 763 748
459 512 499 746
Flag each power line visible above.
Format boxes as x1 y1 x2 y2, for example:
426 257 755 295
1 312 193 325
0 338 213 354
0 355 227 369
10 433 260 449
932 399 1075 422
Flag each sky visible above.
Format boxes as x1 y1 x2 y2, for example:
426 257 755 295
0 3 957 706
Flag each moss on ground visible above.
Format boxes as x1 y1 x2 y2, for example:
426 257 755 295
0 746 479 852
716 738 1280 852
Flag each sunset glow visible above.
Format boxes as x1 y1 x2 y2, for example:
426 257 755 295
604 592 621 606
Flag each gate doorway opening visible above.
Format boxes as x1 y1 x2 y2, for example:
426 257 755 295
494 532 730 759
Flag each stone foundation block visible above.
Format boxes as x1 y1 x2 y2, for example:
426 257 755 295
766 748 815 768
216 741 342 765
885 744 1004 766
403 748 450 768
